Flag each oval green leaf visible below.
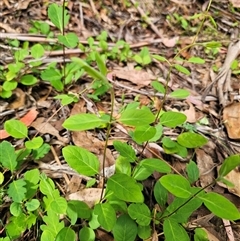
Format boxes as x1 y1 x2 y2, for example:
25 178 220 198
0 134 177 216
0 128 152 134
119 108 155 127
56 227 75 241
160 174 191 198
63 113 108 131
163 219 190 241
94 203 116 231
4 120 28 139
169 89 190 99
62 146 100 176
79 227 95 241
200 192 240 220
113 214 138 241
160 111 186 128
177 132 207 148
107 173 144 202
128 203 151 226
218 154 240 178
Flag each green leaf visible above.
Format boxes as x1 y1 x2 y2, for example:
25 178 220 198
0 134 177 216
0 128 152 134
0 141 17 172
107 173 144 202
187 57 205 64
25 136 43 150
199 192 240 220
79 227 95 241
4 120 28 138
25 199 40 212
67 200 91 220
113 141 136 163
39 176 55 197
41 68 63 91
186 160 199 184
218 154 240 177
56 227 75 241
137 225 151 240
115 157 131 175
119 108 155 127
63 113 108 131
51 197 67 214
20 75 38 85
6 213 27 239
194 228 209 241
160 111 186 127
24 169 40 199
2 80 18 91
177 132 207 148
164 188 203 223
0 172 4 185
174 64 190 75
133 125 156 143
41 210 64 238
132 164 152 181
48 3 69 32
169 89 190 98
31 44 45 59
113 214 138 241
10 202 22 216
149 123 163 142
62 146 99 176
72 57 108 82
58 33 79 48
41 68 62 81
95 52 107 76
54 94 79 106
41 229 54 241
163 219 190 241
32 143 50 160
152 54 167 62
8 179 27 202
160 174 191 198
154 180 168 207
94 203 116 231
141 158 171 173
128 203 151 226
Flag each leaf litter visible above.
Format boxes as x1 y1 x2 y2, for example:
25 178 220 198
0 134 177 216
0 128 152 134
1 0 240 240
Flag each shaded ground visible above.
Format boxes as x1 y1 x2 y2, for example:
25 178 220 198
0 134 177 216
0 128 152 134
1 0 240 240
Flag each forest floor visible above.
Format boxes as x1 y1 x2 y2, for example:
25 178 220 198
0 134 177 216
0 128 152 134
1 0 240 240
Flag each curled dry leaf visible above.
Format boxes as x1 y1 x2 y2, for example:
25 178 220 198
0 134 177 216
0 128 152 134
229 0 240 7
111 67 155 86
68 188 104 208
223 102 240 139
218 168 240 197
196 149 215 190
31 117 69 143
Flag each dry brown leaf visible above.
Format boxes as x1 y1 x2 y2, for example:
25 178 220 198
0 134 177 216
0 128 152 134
151 230 158 241
218 168 240 197
68 188 104 208
229 0 240 7
31 117 68 143
162 36 179 48
196 149 215 189
183 102 197 123
111 67 155 86
8 88 26 109
95 229 114 241
15 0 34 10
67 176 82 194
223 102 240 139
